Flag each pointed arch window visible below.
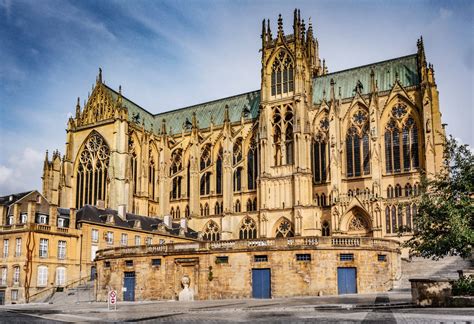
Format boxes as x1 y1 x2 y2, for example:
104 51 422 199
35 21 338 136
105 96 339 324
285 109 294 164
233 138 242 165
233 167 242 192
131 152 138 194
275 218 294 238
405 183 412 196
200 172 211 196
312 132 328 183
385 108 419 174
385 206 391 234
247 138 258 190
171 176 182 200
253 198 257 211
271 50 294 96
170 149 183 176
176 206 181 219
214 202 222 215
234 200 241 213
202 221 220 241
149 158 156 200
246 199 253 212
185 205 190 218
239 217 257 239
204 203 209 216
322 221 330 236
216 147 223 194
405 204 412 231
391 205 397 233
200 144 212 170
346 109 370 178
76 133 110 209
273 107 282 166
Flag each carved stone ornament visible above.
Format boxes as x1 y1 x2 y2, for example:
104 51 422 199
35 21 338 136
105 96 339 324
348 215 367 231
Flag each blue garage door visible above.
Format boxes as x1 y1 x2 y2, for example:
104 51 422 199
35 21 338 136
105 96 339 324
338 267 357 294
252 268 271 298
123 272 135 301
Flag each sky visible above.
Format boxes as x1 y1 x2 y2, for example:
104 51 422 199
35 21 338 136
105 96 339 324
0 0 472 195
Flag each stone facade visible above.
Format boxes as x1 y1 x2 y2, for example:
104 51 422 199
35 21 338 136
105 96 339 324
95 237 401 301
0 191 196 305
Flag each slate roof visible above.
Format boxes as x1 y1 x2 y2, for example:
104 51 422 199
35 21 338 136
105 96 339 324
103 54 419 135
312 54 420 104
74 205 199 239
0 190 34 207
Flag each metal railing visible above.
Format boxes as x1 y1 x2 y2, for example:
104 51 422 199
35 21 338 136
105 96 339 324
27 274 92 303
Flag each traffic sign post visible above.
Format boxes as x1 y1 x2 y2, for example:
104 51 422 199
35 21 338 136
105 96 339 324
108 289 117 311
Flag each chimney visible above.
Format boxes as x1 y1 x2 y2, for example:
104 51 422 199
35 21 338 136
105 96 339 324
69 208 76 229
49 204 58 229
27 200 36 224
180 218 188 233
96 200 105 209
118 204 127 221
163 215 172 228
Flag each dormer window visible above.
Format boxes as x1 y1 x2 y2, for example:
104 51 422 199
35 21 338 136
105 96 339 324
271 50 294 96
37 214 48 224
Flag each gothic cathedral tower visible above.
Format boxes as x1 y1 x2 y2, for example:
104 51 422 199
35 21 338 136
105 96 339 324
258 10 323 237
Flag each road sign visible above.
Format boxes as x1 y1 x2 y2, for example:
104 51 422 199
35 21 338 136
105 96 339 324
108 289 117 310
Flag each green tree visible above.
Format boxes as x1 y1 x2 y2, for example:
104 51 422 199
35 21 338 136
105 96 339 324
405 135 474 260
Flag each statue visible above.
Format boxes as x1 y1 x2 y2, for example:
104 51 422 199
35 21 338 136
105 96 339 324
178 275 194 301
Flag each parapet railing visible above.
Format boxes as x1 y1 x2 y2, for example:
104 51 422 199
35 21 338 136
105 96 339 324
96 236 399 259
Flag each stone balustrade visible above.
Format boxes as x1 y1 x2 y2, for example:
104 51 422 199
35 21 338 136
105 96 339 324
96 236 399 259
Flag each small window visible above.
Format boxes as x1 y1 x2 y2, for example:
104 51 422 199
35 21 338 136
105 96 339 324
254 255 268 262
340 253 354 261
378 254 387 262
104 261 111 268
151 259 161 266
11 290 18 301
106 232 113 245
20 213 27 224
215 256 229 264
125 260 133 267
92 229 99 242
296 254 311 261
121 234 128 246
134 235 141 246
146 237 153 245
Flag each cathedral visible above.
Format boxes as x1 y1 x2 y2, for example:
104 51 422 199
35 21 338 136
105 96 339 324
42 9 444 247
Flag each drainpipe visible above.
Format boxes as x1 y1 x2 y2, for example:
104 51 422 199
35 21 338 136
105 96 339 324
79 234 83 283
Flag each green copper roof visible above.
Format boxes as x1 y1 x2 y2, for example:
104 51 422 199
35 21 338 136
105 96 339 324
104 54 419 135
312 54 420 104
155 91 260 135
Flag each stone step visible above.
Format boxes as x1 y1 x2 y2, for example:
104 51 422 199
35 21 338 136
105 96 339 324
395 256 472 289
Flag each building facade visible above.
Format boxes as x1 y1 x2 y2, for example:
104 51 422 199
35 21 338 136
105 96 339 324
41 10 444 257
0 190 196 305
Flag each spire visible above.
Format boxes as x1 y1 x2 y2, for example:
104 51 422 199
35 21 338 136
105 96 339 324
277 14 284 37
192 111 197 129
417 36 426 67
293 9 299 39
224 105 230 123
97 67 102 84
118 85 123 105
161 119 167 135
267 19 272 40
330 78 335 102
370 69 376 93
301 19 306 44
262 19 266 47
75 97 80 118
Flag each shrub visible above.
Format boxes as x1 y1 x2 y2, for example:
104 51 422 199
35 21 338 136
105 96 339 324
451 275 474 296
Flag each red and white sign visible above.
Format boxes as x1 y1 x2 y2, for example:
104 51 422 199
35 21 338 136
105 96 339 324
108 290 117 310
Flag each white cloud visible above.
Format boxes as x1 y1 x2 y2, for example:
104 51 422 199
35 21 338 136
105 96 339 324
0 147 44 196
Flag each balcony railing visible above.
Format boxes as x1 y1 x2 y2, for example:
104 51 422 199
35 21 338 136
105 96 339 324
96 236 400 259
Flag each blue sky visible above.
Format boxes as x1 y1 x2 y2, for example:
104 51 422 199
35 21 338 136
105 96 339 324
0 0 472 195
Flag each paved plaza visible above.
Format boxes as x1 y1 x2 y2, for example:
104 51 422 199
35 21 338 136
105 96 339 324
1 291 473 323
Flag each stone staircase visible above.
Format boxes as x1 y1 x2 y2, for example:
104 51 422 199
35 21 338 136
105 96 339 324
43 280 95 305
395 256 473 289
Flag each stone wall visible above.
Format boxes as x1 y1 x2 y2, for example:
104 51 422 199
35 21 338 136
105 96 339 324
95 237 400 301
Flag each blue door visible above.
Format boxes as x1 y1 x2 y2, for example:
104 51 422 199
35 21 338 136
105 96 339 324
123 272 135 301
337 267 357 294
252 268 271 298
0 291 4 305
